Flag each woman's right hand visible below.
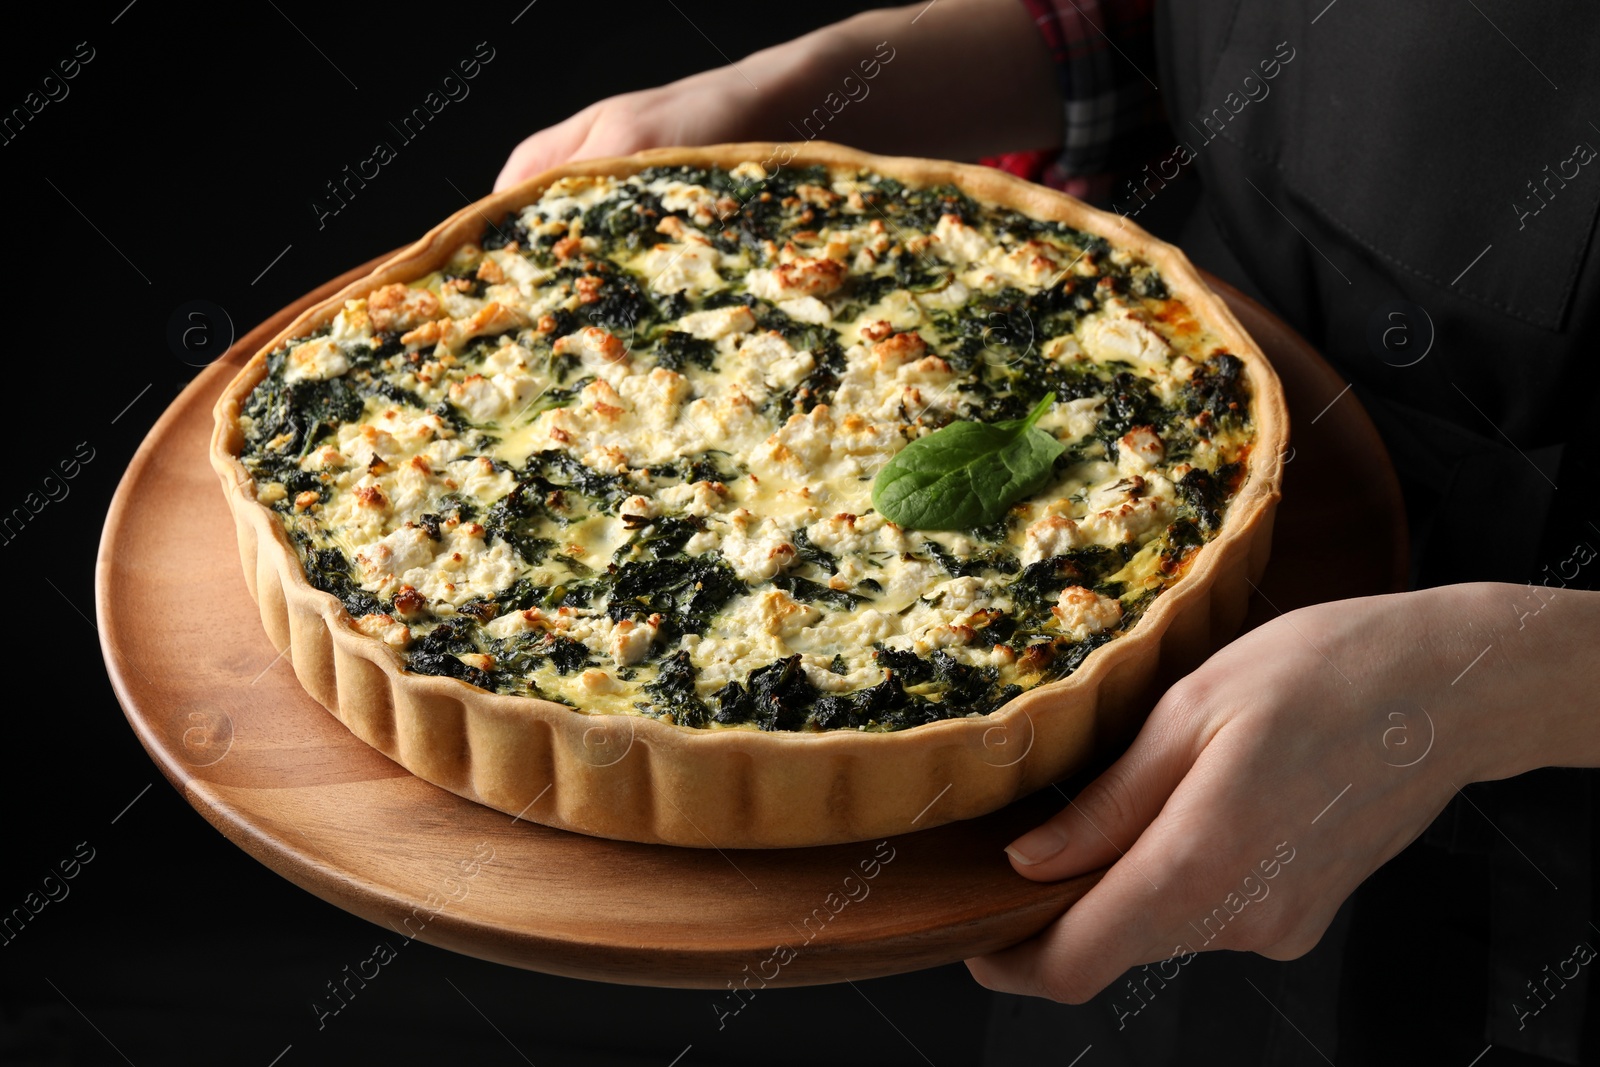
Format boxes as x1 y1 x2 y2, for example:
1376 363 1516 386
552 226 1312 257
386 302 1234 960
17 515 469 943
493 72 765 192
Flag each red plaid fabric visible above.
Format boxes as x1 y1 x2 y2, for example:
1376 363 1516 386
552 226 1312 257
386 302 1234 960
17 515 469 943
979 0 1165 201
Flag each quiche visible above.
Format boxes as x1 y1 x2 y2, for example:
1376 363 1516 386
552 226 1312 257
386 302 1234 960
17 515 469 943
211 142 1285 847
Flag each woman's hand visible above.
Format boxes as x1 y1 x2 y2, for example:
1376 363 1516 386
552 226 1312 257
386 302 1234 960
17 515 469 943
966 581 1600 1003
495 0 1063 192
494 76 756 192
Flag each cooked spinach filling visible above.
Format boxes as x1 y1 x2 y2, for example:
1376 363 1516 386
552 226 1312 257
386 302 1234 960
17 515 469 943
237 161 1253 732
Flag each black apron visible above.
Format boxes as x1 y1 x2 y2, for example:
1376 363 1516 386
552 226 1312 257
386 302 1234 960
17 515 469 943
986 4 1600 1063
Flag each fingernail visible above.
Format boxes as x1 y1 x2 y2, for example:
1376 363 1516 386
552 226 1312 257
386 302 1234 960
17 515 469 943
1005 824 1069 866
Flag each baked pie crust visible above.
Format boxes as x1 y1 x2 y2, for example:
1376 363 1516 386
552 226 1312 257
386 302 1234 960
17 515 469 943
210 142 1286 847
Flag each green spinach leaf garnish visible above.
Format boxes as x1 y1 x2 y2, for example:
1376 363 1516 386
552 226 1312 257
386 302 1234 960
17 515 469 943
871 393 1064 530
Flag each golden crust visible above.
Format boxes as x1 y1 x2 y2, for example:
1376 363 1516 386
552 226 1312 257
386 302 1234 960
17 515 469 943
209 142 1287 848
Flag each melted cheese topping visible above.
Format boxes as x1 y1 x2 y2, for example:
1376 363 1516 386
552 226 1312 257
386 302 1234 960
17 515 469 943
237 162 1255 732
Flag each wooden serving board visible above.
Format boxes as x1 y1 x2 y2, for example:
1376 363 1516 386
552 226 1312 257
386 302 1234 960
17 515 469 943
95 254 1406 988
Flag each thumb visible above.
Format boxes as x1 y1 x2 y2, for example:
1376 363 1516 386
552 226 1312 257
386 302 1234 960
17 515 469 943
493 109 599 192
1005 696 1198 881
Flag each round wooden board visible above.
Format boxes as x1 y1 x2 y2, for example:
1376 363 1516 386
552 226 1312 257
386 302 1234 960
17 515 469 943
96 252 1406 988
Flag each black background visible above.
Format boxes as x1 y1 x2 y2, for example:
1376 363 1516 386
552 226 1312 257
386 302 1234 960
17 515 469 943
0 2 1003 1063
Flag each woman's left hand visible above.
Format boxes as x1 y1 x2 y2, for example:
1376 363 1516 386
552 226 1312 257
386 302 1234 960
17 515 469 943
965 582 1591 1003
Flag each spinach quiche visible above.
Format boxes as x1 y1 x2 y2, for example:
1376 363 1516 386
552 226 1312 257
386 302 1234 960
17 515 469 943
211 143 1285 847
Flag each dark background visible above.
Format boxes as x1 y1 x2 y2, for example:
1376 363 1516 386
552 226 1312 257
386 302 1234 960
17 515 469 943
0 1 1013 1063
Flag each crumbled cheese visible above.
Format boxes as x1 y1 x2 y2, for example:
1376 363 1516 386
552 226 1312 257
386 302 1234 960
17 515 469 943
283 338 349 384
1052 586 1123 640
